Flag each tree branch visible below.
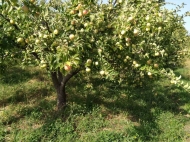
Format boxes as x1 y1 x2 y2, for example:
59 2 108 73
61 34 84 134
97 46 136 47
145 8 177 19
0 14 20 30
31 52 40 60
51 72 60 90
41 20 52 33
62 68 81 86
58 69 63 83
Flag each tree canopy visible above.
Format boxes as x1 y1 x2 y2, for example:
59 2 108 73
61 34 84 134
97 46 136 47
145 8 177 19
0 0 189 109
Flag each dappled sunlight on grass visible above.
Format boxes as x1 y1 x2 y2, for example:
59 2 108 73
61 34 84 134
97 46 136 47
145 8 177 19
0 63 190 141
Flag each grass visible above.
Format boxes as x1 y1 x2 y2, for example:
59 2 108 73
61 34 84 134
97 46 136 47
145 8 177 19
0 63 190 141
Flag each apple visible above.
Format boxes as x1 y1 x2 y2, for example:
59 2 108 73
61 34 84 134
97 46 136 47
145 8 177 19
146 23 151 27
121 30 126 35
126 56 130 59
133 61 137 64
118 0 123 3
69 34 75 40
127 16 134 22
126 43 130 46
94 29 98 34
43 34 48 39
84 23 88 27
107 24 112 28
86 67 91 72
155 52 159 56
22 5 29 13
100 70 105 75
53 29 59 35
158 13 162 17
147 60 152 65
145 16 150 21
90 38 95 43
64 65 71 71
126 26 130 31
71 20 76 25
10 19 15 25
135 64 140 68
154 63 159 69
76 4 82 10
83 10 88 15
40 64 47 68
95 61 99 66
25 39 29 43
17 38 24 43
38 33 43 38
133 29 139 36
78 11 83 17
125 37 131 42
147 0 151 4
40 60 46 64
98 49 102 53
158 27 162 31
70 10 76 15
147 72 152 76
30 0 35 3
146 27 150 31
86 59 92 64
80 28 84 32
35 39 40 44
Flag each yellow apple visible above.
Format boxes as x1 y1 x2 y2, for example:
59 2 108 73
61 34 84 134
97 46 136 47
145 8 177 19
69 34 75 40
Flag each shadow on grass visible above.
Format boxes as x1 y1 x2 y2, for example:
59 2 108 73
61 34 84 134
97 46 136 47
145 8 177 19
0 66 47 85
1 66 190 141
0 87 51 107
66 75 190 141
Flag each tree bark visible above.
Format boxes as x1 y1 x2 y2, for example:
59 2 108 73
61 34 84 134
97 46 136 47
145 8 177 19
51 69 80 110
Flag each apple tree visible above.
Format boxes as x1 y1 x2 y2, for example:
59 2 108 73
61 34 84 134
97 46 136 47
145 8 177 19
0 0 189 109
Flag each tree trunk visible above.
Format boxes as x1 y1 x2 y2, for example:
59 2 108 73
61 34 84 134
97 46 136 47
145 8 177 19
51 69 80 110
56 84 66 110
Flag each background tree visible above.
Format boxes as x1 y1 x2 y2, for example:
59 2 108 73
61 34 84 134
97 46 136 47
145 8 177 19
0 0 189 110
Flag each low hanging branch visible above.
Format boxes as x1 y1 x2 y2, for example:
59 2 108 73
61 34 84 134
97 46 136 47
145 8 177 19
0 14 20 31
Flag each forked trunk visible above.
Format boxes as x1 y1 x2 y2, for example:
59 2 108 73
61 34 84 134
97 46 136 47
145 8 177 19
51 69 80 110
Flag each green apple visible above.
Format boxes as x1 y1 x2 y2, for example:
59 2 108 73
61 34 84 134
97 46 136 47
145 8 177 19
155 52 159 56
69 34 75 40
78 11 83 17
133 29 139 36
147 60 152 65
30 0 35 3
86 59 92 64
148 72 152 76
86 67 91 72
154 63 159 69
17 38 24 43
53 29 59 35
100 70 105 75
10 19 15 25
22 5 29 13
146 23 151 27
121 30 126 35
95 61 99 66
70 10 76 15
76 4 82 10
35 39 40 44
